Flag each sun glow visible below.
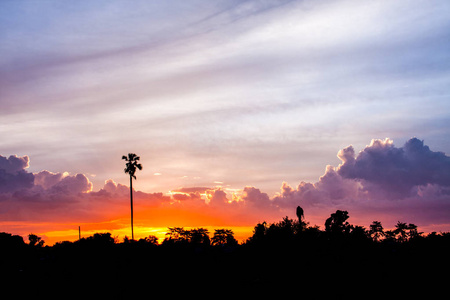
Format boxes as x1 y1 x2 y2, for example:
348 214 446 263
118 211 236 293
38 224 254 245
132 225 254 244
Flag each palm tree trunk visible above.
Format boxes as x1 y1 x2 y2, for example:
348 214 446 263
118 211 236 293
130 175 134 240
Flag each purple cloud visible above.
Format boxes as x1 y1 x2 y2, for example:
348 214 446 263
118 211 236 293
270 138 450 228
241 186 271 208
337 138 450 199
0 155 30 173
0 155 34 193
33 170 92 195
34 170 64 190
1 137 449 231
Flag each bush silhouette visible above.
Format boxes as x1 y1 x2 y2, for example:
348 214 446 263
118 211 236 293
1 209 448 298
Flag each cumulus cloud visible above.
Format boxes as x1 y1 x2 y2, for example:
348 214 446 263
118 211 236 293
0 155 93 197
0 155 34 193
90 179 170 206
96 179 129 196
0 156 96 223
1 137 449 231
206 188 229 205
34 171 93 194
0 155 30 173
315 166 361 201
275 138 449 204
270 138 450 228
54 173 93 194
272 166 361 210
0 169 34 194
337 138 450 199
241 186 271 208
34 170 65 190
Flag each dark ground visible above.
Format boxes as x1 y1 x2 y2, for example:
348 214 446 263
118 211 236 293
2 229 448 299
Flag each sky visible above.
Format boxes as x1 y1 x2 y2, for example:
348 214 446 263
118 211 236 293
1 0 450 244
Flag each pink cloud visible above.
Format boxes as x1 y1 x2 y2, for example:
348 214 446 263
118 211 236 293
51 173 93 194
1 137 449 235
241 186 272 209
207 188 228 205
98 179 129 195
34 170 64 189
271 138 450 229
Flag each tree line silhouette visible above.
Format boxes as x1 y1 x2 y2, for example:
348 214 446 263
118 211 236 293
1 209 449 298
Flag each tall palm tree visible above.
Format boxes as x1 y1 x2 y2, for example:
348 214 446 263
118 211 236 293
122 153 142 240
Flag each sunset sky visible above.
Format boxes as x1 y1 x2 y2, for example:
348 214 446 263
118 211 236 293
1 0 450 244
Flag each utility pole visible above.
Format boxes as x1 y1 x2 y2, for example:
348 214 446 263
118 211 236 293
78 226 81 240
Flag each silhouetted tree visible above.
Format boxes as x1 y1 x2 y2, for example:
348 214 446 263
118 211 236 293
28 233 44 247
163 227 211 246
0 232 24 247
247 217 301 246
164 227 188 244
294 220 309 235
138 235 158 245
325 210 351 237
1 212 449 298
123 235 132 243
122 153 143 240
301 224 321 240
211 229 238 246
369 221 385 242
267 216 296 241
189 228 210 246
394 222 408 242
248 222 267 243
84 233 117 246
384 229 396 242
350 225 369 242
407 223 422 240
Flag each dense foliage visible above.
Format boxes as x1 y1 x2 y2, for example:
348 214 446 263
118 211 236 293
1 210 449 298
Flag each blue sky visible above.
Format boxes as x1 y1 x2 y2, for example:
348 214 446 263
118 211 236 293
1 0 450 196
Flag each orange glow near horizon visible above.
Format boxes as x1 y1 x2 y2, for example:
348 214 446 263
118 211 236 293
3 211 449 246
0 215 257 245
0 189 267 245
4 184 448 246
29 224 255 246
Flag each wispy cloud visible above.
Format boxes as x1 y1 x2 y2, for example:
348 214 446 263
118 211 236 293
1 1 450 240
